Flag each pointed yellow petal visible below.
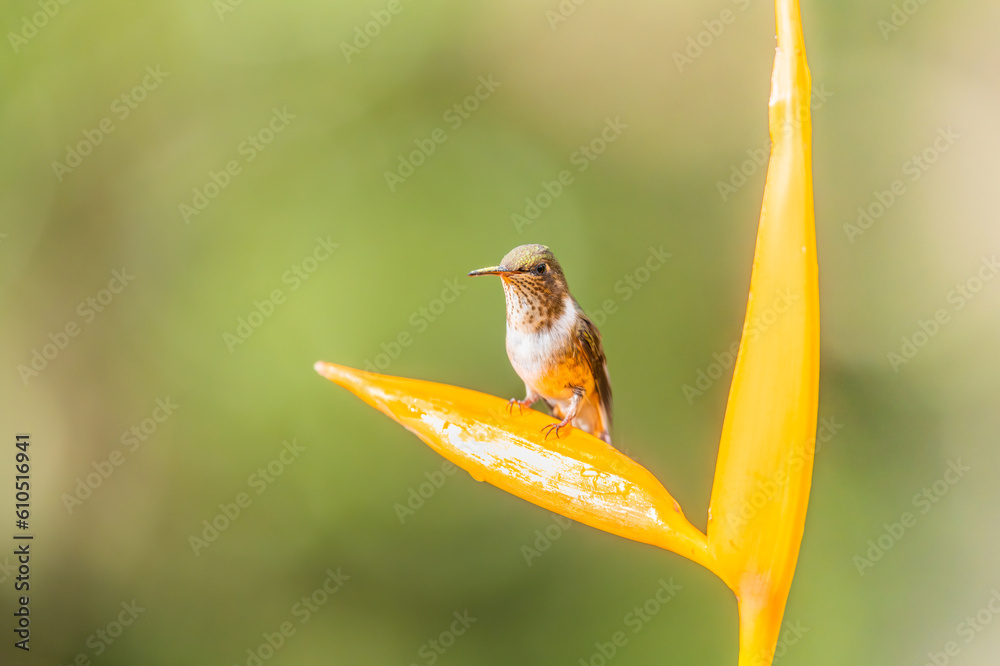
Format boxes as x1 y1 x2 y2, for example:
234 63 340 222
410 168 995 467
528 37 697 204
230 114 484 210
315 361 714 571
706 0 818 664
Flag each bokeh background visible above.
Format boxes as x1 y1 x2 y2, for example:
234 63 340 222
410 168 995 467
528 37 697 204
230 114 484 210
2 0 999 664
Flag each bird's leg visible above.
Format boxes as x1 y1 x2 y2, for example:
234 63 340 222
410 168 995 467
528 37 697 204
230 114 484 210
542 388 583 440
508 387 541 416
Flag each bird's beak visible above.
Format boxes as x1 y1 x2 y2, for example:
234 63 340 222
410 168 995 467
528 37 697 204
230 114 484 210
467 265 507 277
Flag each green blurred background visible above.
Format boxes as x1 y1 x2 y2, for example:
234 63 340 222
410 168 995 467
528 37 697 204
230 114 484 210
2 0 999 664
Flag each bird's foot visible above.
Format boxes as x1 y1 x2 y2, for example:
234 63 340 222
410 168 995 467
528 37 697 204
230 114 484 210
507 397 525 416
541 419 572 440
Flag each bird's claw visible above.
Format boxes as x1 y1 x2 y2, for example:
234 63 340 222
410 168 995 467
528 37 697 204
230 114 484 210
507 398 524 416
541 421 570 440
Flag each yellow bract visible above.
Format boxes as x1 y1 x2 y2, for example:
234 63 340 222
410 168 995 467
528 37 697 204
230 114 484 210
707 0 817 662
313 362 717 571
316 1 815 664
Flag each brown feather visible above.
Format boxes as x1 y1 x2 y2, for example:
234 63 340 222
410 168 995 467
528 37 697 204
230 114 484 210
573 305 613 442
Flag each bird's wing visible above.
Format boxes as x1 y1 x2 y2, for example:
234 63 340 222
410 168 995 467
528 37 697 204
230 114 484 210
574 312 613 436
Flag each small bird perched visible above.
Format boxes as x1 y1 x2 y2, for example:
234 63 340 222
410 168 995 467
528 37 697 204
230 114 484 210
469 244 613 444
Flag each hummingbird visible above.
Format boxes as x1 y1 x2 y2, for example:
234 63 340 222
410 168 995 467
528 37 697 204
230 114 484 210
468 244 613 445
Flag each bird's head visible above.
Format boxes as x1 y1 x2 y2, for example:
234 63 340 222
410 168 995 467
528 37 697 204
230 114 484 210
469 244 570 324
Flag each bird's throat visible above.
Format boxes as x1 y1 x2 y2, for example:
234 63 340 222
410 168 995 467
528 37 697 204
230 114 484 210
501 279 568 334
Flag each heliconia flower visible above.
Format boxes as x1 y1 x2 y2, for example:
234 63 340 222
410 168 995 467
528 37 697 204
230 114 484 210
315 1 815 664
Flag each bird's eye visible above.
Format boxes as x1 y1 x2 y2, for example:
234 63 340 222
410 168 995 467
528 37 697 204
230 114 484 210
532 264 547 276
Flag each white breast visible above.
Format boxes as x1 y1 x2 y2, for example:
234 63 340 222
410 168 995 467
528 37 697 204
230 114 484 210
504 295 577 398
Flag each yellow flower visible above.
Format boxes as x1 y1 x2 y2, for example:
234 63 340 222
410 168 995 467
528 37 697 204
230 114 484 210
316 1 815 663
